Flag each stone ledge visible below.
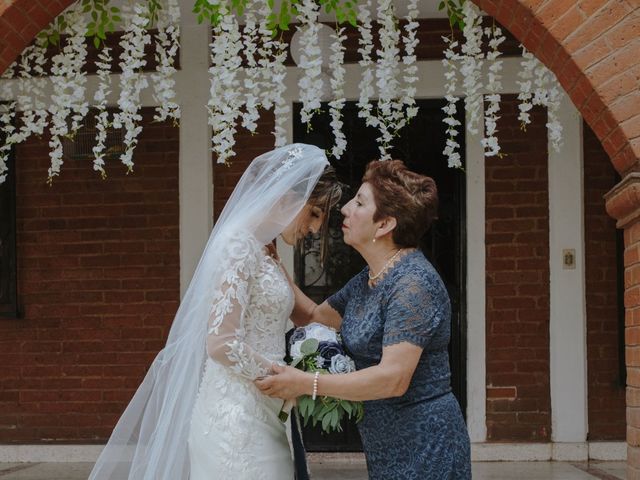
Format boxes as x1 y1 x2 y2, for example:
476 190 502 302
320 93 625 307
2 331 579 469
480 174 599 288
605 172 640 228
0 442 626 463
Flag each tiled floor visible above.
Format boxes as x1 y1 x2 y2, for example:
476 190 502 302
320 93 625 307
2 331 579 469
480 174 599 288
0 461 628 479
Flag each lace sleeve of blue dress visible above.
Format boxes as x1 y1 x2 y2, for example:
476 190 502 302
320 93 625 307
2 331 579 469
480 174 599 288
326 271 362 316
205 233 274 380
382 269 448 349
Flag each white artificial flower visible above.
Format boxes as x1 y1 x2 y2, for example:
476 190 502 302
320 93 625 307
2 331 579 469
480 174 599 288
209 4 243 163
152 0 180 123
255 0 289 146
442 37 462 168
460 1 483 136
296 0 323 126
0 63 16 184
304 322 339 343
93 45 113 177
328 27 347 159
517 45 564 152
370 0 419 160
48 5 89 182
546 83 563 152
481 26 505 157
0 41 49 183
356 0 378 130
517 46 537 128
114 3 151 172
400 0 420 126
374 0 402 159
241 0 260 133
16 42 48 141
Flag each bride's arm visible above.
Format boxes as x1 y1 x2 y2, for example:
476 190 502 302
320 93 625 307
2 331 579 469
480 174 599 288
206 236 277 380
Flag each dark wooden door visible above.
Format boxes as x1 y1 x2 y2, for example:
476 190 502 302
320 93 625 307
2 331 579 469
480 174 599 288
293 99 466 452
0 115 18 318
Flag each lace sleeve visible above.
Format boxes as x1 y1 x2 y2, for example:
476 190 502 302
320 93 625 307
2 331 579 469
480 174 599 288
206 233 274 380
327 271 363 316
382 270 448 349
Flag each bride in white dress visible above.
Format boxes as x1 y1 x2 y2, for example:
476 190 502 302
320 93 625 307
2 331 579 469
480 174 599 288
89 144 340 480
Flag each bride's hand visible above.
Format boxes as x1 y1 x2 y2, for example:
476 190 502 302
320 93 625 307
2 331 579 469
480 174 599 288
255 364 308 400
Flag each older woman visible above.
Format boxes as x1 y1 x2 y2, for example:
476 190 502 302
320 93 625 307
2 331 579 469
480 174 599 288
256 159 471 480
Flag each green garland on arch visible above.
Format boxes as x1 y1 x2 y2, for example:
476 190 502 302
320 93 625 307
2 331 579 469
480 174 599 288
37 0 469 48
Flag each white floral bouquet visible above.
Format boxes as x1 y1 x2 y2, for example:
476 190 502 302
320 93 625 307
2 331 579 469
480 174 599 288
283 322 364 433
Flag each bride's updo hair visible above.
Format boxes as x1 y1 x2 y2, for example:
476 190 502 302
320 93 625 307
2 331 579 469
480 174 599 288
362 160 438 248
306 165 342 262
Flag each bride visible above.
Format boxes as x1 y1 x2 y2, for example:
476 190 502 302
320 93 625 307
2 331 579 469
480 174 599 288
89 144 341 480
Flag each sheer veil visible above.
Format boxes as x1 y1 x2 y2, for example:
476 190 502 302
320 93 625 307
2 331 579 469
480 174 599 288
89 144 329 480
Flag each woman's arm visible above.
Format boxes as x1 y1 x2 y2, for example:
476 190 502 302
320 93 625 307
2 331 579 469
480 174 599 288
290 283 342 330
277 260 343 330
255 342 423 401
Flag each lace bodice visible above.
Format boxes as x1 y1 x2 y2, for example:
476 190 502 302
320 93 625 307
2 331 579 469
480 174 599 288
206 232 294 380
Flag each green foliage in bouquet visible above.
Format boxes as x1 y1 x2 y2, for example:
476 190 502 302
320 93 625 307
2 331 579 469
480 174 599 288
290 338 364 434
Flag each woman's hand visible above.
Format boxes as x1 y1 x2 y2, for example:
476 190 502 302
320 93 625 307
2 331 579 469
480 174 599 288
254 364 311 400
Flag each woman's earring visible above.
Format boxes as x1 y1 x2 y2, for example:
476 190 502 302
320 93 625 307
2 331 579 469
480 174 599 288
372 237 376 243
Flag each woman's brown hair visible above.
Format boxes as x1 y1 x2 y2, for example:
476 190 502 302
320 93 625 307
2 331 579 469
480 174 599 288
306 165 342 262
362 160 438 248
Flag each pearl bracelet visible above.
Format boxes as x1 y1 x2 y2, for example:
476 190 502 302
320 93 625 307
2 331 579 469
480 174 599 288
312 371 320 400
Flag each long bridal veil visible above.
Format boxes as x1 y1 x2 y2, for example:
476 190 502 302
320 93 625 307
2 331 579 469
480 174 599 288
89 144 329 480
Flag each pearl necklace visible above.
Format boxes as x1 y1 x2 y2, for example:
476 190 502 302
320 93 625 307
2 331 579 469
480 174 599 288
368 249 403 282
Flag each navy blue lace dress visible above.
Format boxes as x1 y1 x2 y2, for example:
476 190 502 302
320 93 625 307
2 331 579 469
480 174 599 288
328 250 471 480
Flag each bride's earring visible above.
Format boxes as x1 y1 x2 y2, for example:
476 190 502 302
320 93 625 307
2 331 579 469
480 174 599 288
372 237 376 243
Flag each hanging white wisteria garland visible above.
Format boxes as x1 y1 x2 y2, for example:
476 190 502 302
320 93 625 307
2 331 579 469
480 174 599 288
328 27 347 159
0 0 181 185
151 0 180 123
441 36 462 169
481 24 505 157
113 3 151 172
352 0 420 160
48 5 89 182
17 43 49 142
0 0 569 184
373 0 402 159
0 63 17 184
208 4 243 164
441 5 563 167
517 45 564 152
240 0 261 133
92 45 113 177
460 1 483 136
517 46 536 128
356 0 376 129
256 0 289 147
400 0 420 124
296 0 324 126
267 37 290 148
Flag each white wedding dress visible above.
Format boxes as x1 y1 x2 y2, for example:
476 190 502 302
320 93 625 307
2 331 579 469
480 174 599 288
188 232 295 480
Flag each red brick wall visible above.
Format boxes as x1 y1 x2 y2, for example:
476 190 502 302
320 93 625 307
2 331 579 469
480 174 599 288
485 96 551 442
0 108 179 443
584 121 625 440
